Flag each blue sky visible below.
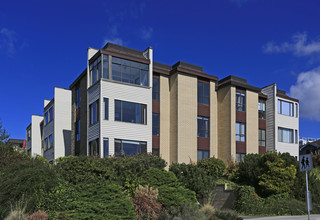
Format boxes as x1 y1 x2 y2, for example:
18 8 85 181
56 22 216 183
1 0 320 140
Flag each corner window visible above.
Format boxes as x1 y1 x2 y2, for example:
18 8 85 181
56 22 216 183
236 122 246 142
153 77 160 100
259 129 266 147
258 101 266 119
278 99 294 116
90 56 102 86
198 82 210 105
103 55 109 79
45 107 54 125
152 113 160 135
278 127 293 143
89 100 99 125
198 116 210 138
112 57 149 86
197 150 209 161
115 100 147 124
76 86 81 109
115 139 147 157
104 98 109 120
236 91 246 111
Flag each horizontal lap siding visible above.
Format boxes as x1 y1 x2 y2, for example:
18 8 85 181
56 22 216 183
262 85 275 152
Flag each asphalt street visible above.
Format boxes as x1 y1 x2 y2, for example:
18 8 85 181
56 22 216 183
242 215 320 220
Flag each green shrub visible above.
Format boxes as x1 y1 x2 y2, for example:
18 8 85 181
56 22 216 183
0 157 57 218
233 185 263 214
213 209 239 220
197 157 226 178
139 167 179 187
159 203 206 220
169 163 216 202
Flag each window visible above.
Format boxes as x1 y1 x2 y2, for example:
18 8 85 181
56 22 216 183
90 56 102 86
278 127 293 143
103 55 109 79
115 139 147 157
104 98 109 120
197 150 209 161
258 101 266 119
236 122 246 142
236 91 246 111
76 120 80 141
152 113 160 135
89 139 99 156
152 148 159 156
198 82 210 105
44 137 49 151
45 107 54 125
89 100 99 125
278 99 294 116
259 129 266 147
27 128 31 141
236 153 246 162
153 77 160 100
112 57 149 86
295 130 298 144
115 100 147 124
198 116 210 138
76 86 81 109
295 103 298 118
103 138 109 157
49 134 54 149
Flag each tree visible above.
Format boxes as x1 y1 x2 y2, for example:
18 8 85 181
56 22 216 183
0 118 9 143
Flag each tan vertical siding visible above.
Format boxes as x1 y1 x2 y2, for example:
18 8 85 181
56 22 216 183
169 73 178 164
246 90 259 154
210 82 218 157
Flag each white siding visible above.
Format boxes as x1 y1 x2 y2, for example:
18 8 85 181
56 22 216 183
99 80 152 157
30 115 43 157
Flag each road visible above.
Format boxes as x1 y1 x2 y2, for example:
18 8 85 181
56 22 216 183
242 215 320 220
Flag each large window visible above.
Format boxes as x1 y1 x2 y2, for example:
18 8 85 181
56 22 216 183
44 137 49 151
153 77 160 100
76 120 80 141
258 101 266 119
104 98 109 120
236 153 246 162
44 134 54 151
278 99 294 116
236 122 246 142
197 150 209 161
90 56 102 86
103 138 109 157
103 55 109 79
45 106 54 125
89 139 99 156
153 113 160 135
198 82 210 105
76 86 81 109
112 57 149 86
236 91 246 111
89 100 99 125
278 127 293 143
259 129 266 147
115 100 147 124
198 116 210 138
115 139 147 157
49 134 54 149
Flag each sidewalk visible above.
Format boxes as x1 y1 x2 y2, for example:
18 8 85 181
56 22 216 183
242 215 320 220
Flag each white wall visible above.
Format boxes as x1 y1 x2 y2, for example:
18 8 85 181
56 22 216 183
31 115 43 157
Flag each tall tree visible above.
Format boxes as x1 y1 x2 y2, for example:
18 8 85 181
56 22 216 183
0 118 9 143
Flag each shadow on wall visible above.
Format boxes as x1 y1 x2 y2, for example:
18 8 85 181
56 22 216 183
63 130 72 156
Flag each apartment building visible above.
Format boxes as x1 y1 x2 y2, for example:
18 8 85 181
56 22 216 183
262 84 299 157
26 115 43 157
26 43 300 164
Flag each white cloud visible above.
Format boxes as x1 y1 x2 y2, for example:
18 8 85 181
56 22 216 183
289 67 320 121
0 28 17 55
263 33 320 56
103 37 123 46
140 27 153 40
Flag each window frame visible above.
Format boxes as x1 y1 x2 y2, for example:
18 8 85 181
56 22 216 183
76 120 80 142
114 139 147 157
104 98 109 120
198 81 210 105
153 77 160 100
152 113 160 136
258 101 266 119
278 99 294 117
197 116 210 138
236 122 246 142
259 129 266 147
197 150 209 161
278 127 294 143
76 86 81 109
115 100 147 125
236 91 246 111
89 100 99 125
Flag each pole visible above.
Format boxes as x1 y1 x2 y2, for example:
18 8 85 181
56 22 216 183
306 170 310 220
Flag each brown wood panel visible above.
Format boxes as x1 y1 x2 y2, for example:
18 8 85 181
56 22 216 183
236 142 246 153
236 111 246 122
198 103 210 117
152 135 160 149
259 146 266 154
152 100 160 114
197 137 210 150
259 119 266 129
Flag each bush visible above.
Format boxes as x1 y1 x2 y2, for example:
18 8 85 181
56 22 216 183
0 157 57 218
26 210 48 220
159 203 207 220
197 157 226 178
233 185 263 214
132 185 162 219
169 163 216 203
213 209 240 220
139 168 197 208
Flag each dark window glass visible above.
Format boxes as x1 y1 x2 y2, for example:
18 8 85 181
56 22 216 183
132 68 140 84
45 112 49 124
259 129 266 146
198 82 210 104
258 101 266 119
112 63 121 81
76 120 80 141
103 138 109 157
198 116 210 138
197 150 209 161
152 148 160 156
236 122 246 142
295 130 298 144
103 55 109 79
236 91 246 111
49 134 54 149
153 77 160 100
104 98 109 120
90 56 102 86
153 113 160 135
114 100 147 124
236 153 246 162
89 100 99 125
89 139 99 156
114 139 147 157
76 87 81 109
